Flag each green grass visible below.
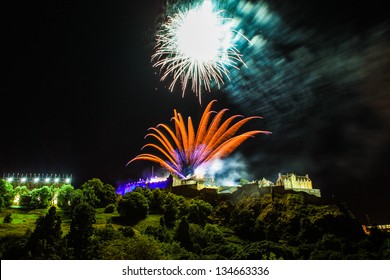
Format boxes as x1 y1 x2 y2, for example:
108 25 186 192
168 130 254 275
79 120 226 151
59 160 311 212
0 207 123 236
0 208 48 236
133 214 163 233
0 208 243 245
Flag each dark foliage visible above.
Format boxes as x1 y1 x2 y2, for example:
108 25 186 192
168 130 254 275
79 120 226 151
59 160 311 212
174 216 192 250
80 178 117 208
104 204 116 213
117 192 149 224
67 203 96 259
0 187 389 260
145 225 171 243
25 206 65 259
3 212 12 223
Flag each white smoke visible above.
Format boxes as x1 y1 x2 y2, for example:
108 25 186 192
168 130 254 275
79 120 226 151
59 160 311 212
195 153 252 186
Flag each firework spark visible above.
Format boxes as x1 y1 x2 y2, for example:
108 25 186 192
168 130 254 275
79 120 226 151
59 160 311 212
152 0 248 103
128 100 271 179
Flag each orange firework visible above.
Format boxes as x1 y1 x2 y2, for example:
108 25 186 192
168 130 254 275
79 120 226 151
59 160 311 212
128 100 271 179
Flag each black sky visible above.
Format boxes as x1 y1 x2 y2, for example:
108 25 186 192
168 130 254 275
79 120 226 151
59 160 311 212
1 0 389 223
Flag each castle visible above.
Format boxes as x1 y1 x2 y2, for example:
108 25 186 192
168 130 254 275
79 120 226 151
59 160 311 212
168 172 321 198
275 173 321 197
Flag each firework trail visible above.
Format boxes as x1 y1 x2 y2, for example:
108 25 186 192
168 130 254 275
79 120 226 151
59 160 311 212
128 100 270 179
152 0 248 103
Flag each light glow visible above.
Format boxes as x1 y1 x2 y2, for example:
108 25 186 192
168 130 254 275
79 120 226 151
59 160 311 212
33 178 39 183
153 0 248 102
7 177 14 183
13 194 20 205
21 177 27 183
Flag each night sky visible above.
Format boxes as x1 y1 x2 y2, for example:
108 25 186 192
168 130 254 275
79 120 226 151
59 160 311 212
2 0 389 223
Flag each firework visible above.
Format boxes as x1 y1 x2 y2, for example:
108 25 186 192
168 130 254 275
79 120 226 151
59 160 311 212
153 0 248 103
128 100 271 179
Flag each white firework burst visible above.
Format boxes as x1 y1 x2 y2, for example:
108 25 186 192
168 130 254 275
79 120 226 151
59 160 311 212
152 0 248 103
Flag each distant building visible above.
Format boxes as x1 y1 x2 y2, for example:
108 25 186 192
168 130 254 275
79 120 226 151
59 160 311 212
362 224 390 235
118 172 322 199
2 173 72 189
275 173 321 197
258 177 274 187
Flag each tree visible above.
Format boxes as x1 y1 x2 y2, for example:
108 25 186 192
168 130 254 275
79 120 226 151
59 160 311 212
25 206 64 259
67 203 96 259
3 212 12 223
57 184 75 210
80 186 100 208
163 198 179 227
187 199 213 226
14 186 29 206
100 235 164 260
30 186 54 209
174 216 192 250
150 188 165 213
100 183 117 207
117 192 149 224
81 178 116 208
0 179 15 207
145 225 171 243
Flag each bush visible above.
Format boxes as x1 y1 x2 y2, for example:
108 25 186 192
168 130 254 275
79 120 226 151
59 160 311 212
117 192 149 224
145 225 171 243
3 213 12 223
104 204 116 213
119 226 135 238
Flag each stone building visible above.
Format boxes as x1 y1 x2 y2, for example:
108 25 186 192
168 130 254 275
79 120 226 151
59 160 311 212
275 173 321 197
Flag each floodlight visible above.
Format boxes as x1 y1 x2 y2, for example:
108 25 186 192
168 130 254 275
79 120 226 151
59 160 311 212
65 178 71 183
45 178 50 183
7 177 14 183
33 178 39 183
54 178 60 183
21 177 27 183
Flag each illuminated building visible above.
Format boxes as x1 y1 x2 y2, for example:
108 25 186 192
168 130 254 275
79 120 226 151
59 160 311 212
2 173 72 189
275 173 321 197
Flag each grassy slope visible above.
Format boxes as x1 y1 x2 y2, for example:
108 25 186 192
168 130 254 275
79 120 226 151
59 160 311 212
0 208 164 236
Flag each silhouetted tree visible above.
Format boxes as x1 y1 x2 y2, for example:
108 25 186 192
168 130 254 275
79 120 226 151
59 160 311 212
67 203 96 259
174 216 192 250
145 225 171 243
187 199 212 226
3 212 12 223
117 192 149 224
0 179 15 208
25 206 64 259
163 198 178 227
150 188 165 213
